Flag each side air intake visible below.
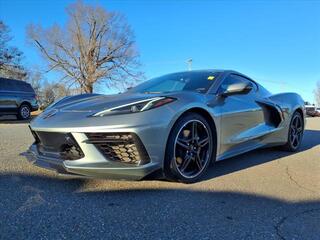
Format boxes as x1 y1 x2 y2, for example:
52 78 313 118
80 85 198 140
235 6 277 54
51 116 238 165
256 100 283 127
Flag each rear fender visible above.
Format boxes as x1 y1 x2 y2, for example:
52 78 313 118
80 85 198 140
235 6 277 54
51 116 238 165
264 93 305 134
267 93 305 119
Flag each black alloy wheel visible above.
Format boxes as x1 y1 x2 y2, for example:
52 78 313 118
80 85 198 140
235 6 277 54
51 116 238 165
165 113 215 183
282 111 304 152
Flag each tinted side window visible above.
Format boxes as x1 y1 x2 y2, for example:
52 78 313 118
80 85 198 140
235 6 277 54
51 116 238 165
0 79 34 93
235 75 256 91
18 81 34 93
220 74 253 93
1 80 16 91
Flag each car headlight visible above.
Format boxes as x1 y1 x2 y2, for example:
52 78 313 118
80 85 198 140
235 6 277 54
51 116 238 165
92 97 176 117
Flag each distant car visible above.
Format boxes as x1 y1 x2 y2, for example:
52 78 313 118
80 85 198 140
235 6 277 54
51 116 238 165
305 105 320 117
25 70 305 183
0 77 39 120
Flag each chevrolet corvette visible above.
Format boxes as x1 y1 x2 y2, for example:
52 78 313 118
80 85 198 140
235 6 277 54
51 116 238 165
24 70 305 183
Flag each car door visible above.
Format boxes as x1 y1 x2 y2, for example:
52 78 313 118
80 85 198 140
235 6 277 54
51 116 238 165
217 74 265 159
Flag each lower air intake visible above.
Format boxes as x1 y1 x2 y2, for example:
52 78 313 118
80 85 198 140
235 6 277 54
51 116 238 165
31 131 84 160
85 133 150 165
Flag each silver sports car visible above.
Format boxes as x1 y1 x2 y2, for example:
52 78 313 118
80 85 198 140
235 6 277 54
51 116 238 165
24 70 305 183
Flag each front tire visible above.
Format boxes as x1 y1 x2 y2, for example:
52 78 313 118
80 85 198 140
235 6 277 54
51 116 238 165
164 113 215 183
17 104 31 120
282 111 304 152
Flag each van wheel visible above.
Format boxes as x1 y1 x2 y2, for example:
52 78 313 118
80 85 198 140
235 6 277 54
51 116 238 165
18 104 31 120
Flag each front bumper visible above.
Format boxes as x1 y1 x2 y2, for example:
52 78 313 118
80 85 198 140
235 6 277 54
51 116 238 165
24 108 177 179
24 143 160 180
30 99 39 112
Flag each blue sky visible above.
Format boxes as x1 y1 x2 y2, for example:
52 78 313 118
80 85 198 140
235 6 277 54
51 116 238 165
1 0 319 102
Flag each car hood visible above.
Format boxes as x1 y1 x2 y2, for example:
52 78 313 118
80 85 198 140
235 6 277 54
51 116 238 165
32 91 209 129
49 92 181 113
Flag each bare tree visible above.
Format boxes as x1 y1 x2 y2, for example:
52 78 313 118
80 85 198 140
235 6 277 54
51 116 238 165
39 81 71 109
27 0 142 93
0 21 26 79
314 81 320 106
26 67 43 95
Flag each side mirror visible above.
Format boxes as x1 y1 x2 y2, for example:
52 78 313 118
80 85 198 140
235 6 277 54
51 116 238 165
220 83 253 97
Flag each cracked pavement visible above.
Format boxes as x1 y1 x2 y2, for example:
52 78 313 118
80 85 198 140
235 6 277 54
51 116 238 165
0 117 319 239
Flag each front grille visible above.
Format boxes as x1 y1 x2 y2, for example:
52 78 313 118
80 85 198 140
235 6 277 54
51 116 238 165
30 130 84 160
85 133 150 165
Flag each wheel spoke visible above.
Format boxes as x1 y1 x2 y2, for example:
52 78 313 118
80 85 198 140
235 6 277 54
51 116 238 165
296 133 301 142
195 151 203 169
176 139 189 149
198 137 209 147
180 154 193 172
294 117 299 128
296 126 303 133
178 137 191 143
290 134 294 143
293 135 298 146
192 122 198 141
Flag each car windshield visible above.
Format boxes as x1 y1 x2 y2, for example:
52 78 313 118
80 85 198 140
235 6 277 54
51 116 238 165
127 71 219 94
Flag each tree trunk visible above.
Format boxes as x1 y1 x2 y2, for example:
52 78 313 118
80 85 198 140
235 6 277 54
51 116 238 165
84 84 93 93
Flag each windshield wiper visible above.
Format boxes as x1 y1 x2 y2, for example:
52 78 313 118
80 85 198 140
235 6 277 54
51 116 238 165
195 88 206 93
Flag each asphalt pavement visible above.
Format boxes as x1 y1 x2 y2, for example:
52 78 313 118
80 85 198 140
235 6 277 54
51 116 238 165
0 117 319 240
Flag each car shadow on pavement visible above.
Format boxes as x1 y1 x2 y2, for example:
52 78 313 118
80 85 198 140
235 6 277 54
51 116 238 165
203 129 320 181
0 172 319 239
0 115 35 124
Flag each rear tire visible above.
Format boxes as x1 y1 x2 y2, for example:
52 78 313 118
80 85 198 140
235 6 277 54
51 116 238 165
17 104 31 120
281 111 304 152
164 113 216 183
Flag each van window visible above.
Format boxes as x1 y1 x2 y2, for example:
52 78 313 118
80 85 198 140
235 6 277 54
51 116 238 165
0 78 35 93
16 80 34 92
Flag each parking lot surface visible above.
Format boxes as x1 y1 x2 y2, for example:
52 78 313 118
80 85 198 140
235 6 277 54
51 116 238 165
0 117 319 239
